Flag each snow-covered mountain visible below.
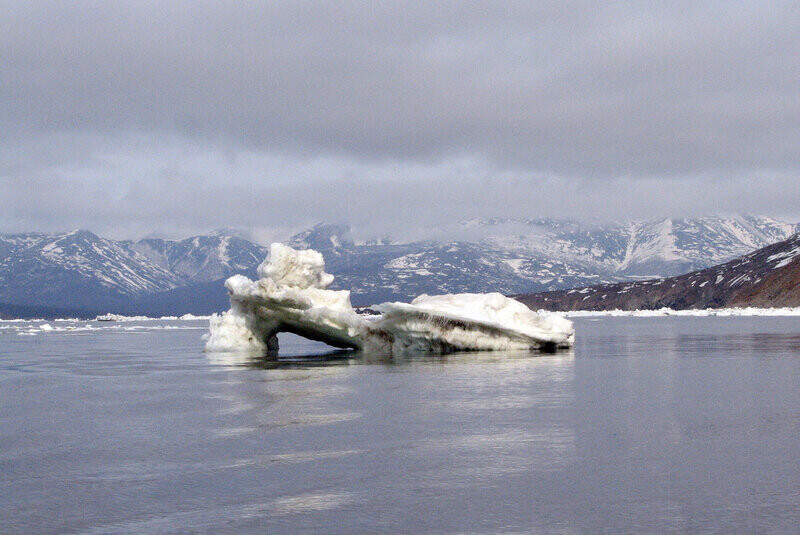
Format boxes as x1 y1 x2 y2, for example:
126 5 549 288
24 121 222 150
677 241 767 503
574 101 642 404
308 216 799 304
0 230 182 309
0 230 265 310
0 215 797 314
618 216 797 277
126 235 266 283
516 231 800 311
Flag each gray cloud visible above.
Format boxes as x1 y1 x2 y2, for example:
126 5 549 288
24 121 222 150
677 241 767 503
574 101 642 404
2 1 799 238
2 136 798 241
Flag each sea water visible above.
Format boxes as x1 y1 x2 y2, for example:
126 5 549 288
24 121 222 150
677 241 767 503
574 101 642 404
2 316 800 533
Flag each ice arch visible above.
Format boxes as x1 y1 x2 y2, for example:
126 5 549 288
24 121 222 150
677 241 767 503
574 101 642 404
204 243 573 355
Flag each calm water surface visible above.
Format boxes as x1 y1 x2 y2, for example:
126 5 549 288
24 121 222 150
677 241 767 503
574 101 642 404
2 316 800 533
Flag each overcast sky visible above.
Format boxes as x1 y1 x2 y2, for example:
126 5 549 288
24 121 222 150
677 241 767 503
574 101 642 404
2 1 799 241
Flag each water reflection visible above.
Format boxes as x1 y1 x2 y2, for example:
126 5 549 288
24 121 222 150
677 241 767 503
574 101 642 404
250 351 354 370
204 349 352 369
14 317 800 532
203 340 578 505
205 347 575 370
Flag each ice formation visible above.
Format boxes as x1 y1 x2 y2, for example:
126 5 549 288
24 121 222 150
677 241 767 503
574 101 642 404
205 243 574 354
373 293 573 352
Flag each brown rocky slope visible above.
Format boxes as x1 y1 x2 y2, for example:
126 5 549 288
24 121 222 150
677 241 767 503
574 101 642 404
515 233 800 311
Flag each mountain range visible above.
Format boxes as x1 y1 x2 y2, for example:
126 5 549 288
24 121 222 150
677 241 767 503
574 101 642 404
1 215 797 318
516 231 800 311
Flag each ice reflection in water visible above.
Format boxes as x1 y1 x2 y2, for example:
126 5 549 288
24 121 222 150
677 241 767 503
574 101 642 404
203 336 578 522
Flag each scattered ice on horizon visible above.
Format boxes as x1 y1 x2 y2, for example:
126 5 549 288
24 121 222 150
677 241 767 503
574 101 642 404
563 307 800 317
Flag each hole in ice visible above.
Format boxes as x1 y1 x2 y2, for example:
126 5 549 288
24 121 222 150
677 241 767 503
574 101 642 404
275 333 354 359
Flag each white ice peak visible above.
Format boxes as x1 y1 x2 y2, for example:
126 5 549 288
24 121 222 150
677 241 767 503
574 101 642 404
205 243 574 354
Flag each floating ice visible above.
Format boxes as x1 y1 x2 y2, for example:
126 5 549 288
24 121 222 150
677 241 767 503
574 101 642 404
373 293 574 352
564 307 800 317
206 243 574 354
95 313 211 322
205 244 372 353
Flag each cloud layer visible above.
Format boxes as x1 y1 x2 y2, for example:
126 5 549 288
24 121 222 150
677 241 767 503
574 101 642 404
2 1 799 239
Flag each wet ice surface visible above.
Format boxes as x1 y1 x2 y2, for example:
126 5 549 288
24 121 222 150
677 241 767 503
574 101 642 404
2 317 800 533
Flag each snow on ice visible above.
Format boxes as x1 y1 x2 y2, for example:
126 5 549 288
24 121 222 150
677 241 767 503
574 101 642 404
205 243 574 354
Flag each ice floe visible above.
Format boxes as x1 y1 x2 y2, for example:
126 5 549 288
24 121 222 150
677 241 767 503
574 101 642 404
205 243 574 354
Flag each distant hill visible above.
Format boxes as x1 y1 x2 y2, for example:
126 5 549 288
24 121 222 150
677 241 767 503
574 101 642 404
515 233 800 311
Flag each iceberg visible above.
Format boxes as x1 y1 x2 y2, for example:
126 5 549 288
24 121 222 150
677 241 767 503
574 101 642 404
205 243 573 355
